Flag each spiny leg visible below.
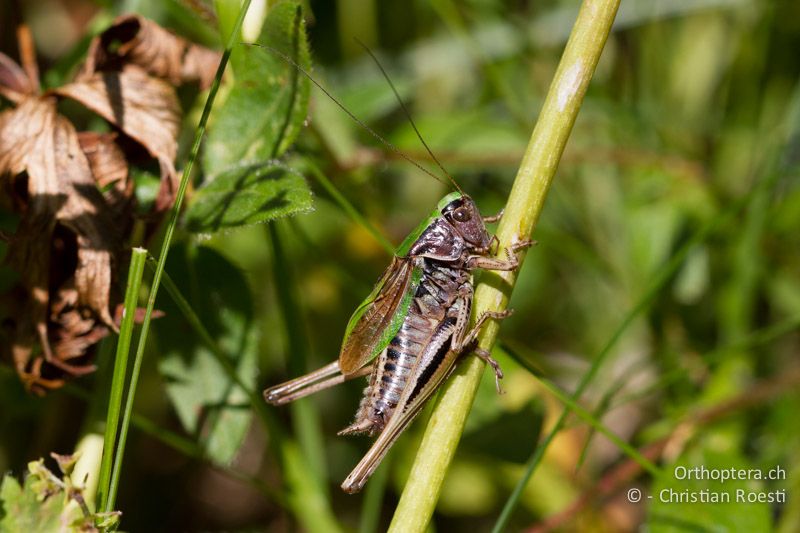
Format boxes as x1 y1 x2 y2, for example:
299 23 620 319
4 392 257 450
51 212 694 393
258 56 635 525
458 237 534 391
454 309 513 351
466 238 535 272
453 309 513 392
512 238 535 252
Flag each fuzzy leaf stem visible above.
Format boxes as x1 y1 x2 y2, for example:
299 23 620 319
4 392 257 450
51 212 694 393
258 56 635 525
388 1 621 530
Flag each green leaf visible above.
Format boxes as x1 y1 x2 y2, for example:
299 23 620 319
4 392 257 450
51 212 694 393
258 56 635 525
204 1 311 175
0 461 80 533
190 2 313 234
156 244 258 465
183 161 312 233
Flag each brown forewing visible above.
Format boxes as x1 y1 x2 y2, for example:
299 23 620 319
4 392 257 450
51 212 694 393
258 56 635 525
339 256 414 375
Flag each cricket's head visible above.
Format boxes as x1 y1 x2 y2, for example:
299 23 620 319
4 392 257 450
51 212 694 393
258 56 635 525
439 193 492 250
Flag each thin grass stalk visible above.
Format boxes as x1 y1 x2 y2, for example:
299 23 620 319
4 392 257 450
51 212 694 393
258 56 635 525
152 255 341 529
431 0 529 130
499 346 661 477
492 79 797 526
388 1 620 531
359 453 391 533
102 0 253 514
96 248 146 510
268 223 329 486
64 380 284 505
305 161 394 255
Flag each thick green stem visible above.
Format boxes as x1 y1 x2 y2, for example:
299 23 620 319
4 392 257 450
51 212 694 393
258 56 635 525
388 1 620 530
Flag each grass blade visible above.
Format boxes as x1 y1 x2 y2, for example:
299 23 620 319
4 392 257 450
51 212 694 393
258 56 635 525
268 222 344 533
151 253 343 531
96 247 146 510
305 160 394 255
498 345 662 477
359 453 391 533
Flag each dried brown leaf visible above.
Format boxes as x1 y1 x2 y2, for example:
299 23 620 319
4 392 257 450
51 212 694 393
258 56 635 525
54 66 179 164
54 65 180 210
0 15 212 391
77 131 133 224
77 132 129 192
82 14 221 89
0 51 34 102
0 96 119 391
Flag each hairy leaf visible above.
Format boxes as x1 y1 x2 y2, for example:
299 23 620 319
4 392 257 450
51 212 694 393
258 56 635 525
204 1 311 175
0 471 67 533
0 457 120 532
184 161 312 233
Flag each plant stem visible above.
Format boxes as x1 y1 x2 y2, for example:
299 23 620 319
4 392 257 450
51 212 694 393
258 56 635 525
102 0 253 514
96 247 146 511
388 1 620 531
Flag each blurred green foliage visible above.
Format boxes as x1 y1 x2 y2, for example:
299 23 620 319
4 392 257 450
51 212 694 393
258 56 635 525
1 0 799 531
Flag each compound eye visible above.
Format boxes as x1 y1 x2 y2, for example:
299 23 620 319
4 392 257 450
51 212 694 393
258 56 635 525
453 208 471 222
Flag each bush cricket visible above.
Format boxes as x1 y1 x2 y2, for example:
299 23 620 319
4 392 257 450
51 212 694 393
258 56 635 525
260 43 531 494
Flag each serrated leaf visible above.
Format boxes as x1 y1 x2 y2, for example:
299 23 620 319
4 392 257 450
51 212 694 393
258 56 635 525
155 244 258 465
204 1 311 175
184 161 312 233
0 463 81 533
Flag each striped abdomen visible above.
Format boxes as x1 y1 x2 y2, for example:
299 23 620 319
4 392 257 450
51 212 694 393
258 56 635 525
339 259 469 436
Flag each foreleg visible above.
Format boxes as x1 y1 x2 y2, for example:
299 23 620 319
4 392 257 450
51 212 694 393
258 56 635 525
466 238 534 272
482 209 504 223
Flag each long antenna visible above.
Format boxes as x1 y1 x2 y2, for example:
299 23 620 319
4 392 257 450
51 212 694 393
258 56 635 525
354 39 462 194
247 43 453 189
